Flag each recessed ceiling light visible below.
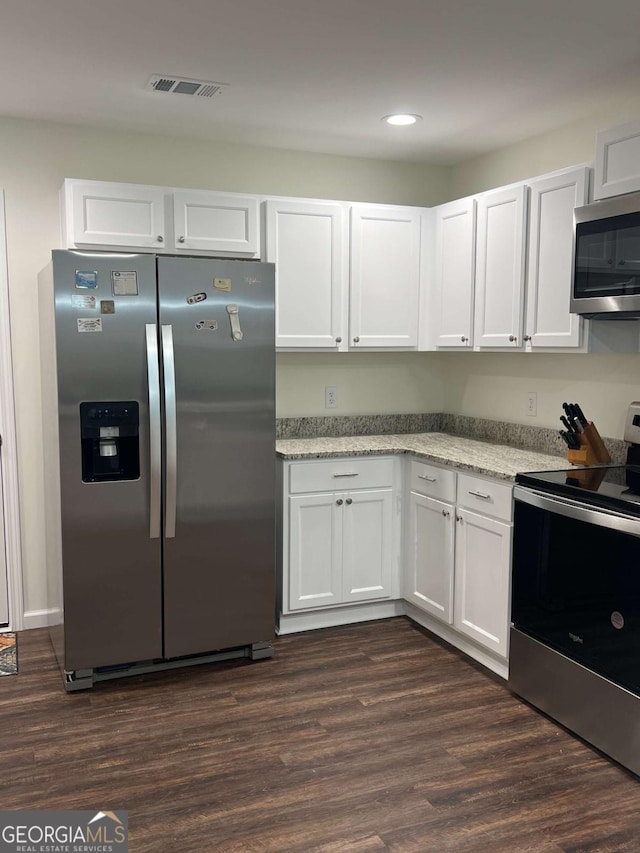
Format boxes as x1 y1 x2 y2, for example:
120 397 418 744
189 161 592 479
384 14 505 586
383 114 422 126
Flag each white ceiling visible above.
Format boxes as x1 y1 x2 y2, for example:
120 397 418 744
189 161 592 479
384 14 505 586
2 0 640 164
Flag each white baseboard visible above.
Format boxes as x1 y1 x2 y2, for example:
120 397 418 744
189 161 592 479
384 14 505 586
22 608 57 630
278 600 405 635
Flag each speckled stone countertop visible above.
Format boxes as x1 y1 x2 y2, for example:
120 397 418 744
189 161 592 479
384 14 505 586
276 432 566 481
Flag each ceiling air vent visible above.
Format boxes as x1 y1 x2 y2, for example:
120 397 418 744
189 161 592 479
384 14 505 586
146 75 228 98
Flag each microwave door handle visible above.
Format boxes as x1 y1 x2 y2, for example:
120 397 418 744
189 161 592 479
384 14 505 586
513 487 640 539
162 325 177 539
145 324 162 539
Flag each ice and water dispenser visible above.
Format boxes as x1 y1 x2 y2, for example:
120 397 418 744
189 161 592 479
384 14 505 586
80 402 140 482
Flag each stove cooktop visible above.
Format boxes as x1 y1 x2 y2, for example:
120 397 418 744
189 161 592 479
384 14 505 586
516 464 640 514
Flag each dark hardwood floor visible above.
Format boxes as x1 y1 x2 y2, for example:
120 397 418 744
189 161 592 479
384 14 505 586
2 618 639 852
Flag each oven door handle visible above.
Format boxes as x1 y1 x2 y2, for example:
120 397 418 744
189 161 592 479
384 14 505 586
514 486 640 539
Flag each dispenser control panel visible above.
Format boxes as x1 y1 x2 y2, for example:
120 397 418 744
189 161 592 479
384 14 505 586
80 401 140 483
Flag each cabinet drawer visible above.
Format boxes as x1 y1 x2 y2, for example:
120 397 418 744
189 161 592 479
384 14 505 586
456 473 513 522
409 460 456 502
289 458 394 494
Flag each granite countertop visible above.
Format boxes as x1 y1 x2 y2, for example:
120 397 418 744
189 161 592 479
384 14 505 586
275 432 566 481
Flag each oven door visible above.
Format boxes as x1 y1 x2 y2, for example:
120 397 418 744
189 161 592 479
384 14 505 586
512 486 640 696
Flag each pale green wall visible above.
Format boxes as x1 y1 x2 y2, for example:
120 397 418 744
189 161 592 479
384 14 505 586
277 353 444 417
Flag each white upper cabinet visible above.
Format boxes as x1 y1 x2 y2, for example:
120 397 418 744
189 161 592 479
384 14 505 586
61 179 260 256
525 167 589 349
265 199 346 349
594 118 640 200
63 180 166 250
474 184 528 348
432 197 476 348
349 206 421 348
172 190 259 254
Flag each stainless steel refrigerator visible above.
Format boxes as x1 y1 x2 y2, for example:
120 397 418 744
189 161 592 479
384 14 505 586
40 250 275 690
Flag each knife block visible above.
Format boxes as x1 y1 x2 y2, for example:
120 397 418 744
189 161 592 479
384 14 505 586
566 422 611 466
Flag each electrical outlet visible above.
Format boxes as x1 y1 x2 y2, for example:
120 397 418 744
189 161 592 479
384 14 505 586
527 391 537 417
325 386 338 409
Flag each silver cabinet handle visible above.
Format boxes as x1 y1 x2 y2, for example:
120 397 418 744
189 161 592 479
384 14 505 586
145 324 162 540
162 325 177 539
523 335 531 341
509 335 517 342
336 499 343 506
157 235 164 242
353 336 360 343
468 489 491 500
418 474 437 482
178 236 185 243
333 472 358 478
346 498 352 505
335 336 342 343
442 509 450 517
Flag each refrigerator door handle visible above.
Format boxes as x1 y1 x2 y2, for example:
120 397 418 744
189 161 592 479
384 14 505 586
145 324 162 539
162 324 178 539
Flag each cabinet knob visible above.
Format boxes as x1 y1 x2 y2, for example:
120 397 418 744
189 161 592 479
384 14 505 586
336 499 343 506
353 336 360 344
178 236 186 243
157 235 164 243
456 515 463 523
460 336 468 343
345 498 352 505
607 258 614 265
509 335 517 343
619 259 626 266
335 336 342 344
523 335 531 342
442 509 450 517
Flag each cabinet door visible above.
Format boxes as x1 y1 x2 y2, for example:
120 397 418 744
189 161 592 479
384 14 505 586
342 488 393 603
289 493 342 610
594 118 640 200
172 191 259 254
433 198 476 348
66 180 166 249
350 206 421 348
266 200 346 349
404 492 454 623
526 168 588 349
474 185 527 348
453 508 512 658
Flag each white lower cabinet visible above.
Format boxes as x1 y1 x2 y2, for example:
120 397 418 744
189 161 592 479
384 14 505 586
403 461 513 663
453 508 511 658
283 458 398 614
281 454 513 673
404 491 455 622
289 492 342 610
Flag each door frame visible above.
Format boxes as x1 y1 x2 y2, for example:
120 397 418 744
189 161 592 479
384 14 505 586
0 190 24 631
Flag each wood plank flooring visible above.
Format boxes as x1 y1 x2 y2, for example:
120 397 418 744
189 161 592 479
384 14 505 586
1 618 639 852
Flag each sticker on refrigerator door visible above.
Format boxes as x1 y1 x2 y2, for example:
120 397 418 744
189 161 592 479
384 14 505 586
75 270 98 289
226 304 243 341
77 317 103 333
100 300 116 314
214 277 232 292
195 319 218 331
245 276 261 285
111 270 139 296
71 294 97 310
187 292 207 305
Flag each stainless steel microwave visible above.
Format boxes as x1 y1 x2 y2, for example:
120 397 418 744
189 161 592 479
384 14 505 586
572 190 640 317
